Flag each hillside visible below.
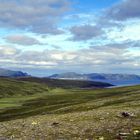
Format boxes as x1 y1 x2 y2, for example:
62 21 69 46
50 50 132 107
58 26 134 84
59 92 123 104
0 78 139 139
0 77 49 98
17 77 113 88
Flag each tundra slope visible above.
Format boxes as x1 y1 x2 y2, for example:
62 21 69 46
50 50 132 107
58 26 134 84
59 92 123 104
0 78 139 139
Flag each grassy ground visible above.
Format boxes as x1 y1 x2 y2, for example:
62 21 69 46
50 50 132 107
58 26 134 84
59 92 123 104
0 78 140 139
0 78 49 98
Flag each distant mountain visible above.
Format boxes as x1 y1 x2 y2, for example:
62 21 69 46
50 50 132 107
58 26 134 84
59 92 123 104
86 73 140 81
0 68 29 78
49 72 87 80
49 72 140 86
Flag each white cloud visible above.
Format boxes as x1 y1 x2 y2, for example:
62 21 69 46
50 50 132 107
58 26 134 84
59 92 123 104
70 24 104 41
0 45 20 56
105 0 140 21
106 19 140 42
5 35 42 46
1 42 140 74
1 0 140 75
0 0 70 34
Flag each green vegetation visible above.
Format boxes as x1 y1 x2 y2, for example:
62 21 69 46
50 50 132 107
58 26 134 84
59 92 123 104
0 77 49 98
0 78 140 139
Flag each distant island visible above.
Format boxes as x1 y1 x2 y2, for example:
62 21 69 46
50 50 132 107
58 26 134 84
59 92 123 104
1 68 140 86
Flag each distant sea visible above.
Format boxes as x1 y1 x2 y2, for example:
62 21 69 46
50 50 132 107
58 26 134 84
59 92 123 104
94 80 140 88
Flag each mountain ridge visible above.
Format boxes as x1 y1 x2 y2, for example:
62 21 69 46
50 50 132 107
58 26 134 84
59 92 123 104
49 72 140 80
0 68 29 78
49 72 140 86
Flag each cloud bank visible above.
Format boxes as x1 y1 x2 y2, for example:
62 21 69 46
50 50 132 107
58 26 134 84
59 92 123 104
0 0 140 75
0 0 70 34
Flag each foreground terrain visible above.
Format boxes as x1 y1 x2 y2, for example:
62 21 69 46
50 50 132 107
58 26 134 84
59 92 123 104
0 78 140 140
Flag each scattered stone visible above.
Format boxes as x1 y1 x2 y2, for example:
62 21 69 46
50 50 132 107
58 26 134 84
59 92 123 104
99 117 105 120
51 122 59 126
115 135 123 140
31 121 39 125
116 132 131 140
119 132 130 136
121 112 135 118
98 136 104 140
133 130 140 135
41 112 47 115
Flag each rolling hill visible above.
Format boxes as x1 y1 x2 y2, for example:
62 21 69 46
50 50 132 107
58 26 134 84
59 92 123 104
0 77 49 98
17 77 113 88
0 77 139 139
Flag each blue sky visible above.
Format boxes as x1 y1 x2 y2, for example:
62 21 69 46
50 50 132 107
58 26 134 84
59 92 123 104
74 0 120 11
0 0 140 76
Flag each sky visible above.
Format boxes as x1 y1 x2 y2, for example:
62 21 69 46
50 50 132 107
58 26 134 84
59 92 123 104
0 0 140 76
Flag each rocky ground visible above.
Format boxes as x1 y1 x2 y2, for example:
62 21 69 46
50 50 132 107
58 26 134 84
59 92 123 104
0 107 140 140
